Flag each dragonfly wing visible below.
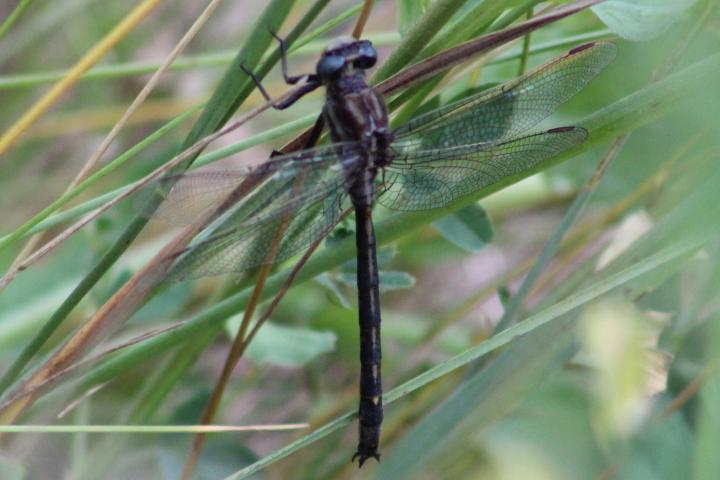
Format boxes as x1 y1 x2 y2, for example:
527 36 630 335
379 127 587 211
138 143 364 281
392 42 616 146
137 142 361 226
164 174 353 281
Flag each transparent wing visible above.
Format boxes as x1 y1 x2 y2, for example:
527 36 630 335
392 42 616 146
139 142 362 227
379 127 587 211
138 143 364 281
165 188 350 281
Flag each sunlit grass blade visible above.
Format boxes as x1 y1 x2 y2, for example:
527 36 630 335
0 424 307 433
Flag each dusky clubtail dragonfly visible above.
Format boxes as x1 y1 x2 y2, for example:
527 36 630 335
146 37 615 465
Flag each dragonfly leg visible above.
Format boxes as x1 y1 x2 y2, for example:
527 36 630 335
239 63 321 110
270 31 307 85
305 115 326 147
239 62 273 100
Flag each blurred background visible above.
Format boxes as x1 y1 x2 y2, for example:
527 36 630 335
0 0 719 478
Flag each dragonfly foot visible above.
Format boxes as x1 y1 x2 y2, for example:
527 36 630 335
352 450 381 468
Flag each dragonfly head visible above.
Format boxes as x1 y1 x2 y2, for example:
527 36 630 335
316 37 377 81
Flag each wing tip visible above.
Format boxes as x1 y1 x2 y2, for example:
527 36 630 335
568 41 618 59
547 126 587 135
569 42 597 55
547 126 589 143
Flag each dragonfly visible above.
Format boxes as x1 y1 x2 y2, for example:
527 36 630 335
145 37 616 465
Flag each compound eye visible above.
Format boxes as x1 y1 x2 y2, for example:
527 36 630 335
316 55 346 78
355 55 376 69
355 43 377 69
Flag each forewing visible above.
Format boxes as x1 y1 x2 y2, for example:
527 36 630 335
138 142 361 227
392 42 616 146
139 143 364 281
165 188 350 281
379 127 587 211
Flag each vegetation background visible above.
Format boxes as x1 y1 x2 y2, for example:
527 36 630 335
0 0 718 478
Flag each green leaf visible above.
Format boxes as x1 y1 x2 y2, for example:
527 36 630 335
380 271 416 292
241 322 336 367
592 0 699 41
433 203 493 252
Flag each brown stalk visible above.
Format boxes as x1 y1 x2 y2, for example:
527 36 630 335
352 0 374 39
245 209 353 347
188 208 350 476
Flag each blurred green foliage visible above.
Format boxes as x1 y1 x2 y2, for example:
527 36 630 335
0 0 719 479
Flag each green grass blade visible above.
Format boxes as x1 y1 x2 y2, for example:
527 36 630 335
371 0 469 83
0 424 306 433
0 32 400 90
496 136 630 331
0 0 35 39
